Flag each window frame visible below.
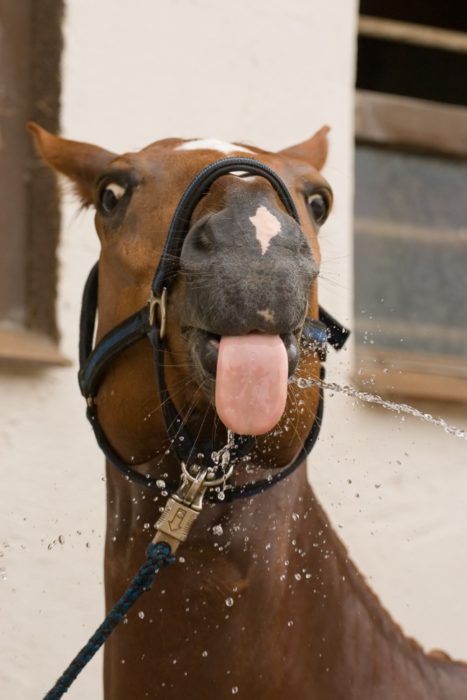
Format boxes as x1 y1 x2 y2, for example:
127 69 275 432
0 0 67 367
354 15 467 402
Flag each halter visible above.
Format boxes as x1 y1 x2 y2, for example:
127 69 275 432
78 157 349 502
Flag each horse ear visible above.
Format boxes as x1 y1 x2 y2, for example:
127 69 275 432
278 126 330 171
27 122 117 206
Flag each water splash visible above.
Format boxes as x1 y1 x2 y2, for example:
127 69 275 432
211 430 236 470
295 377 467 441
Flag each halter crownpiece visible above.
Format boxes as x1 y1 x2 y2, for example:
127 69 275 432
78 157 350 501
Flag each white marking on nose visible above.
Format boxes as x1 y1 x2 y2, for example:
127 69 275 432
249 205 281 255
257 309 275 323
176 138 253 154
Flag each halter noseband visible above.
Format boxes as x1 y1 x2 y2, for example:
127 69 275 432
78 157 349 502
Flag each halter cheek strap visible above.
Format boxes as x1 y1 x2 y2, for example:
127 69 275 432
78 157 350 501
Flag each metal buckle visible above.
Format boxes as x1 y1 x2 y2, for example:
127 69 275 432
153 461 234 553
148 287 168 339
152 467 210 553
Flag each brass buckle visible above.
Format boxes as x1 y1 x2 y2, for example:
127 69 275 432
153 462 235 553
152 467 210 553
148 287 168 339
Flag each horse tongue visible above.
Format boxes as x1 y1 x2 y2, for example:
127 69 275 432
215 334 288 436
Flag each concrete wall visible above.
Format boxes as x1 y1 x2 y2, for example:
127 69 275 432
1 1 466 698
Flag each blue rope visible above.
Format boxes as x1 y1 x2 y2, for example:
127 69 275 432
43 541 174 700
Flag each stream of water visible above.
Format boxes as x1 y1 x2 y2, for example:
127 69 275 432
294 376 467 441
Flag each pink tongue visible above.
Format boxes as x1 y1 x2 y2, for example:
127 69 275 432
215 334 288 436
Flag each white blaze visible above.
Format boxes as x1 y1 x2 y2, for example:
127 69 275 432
176 138 253 154
249 205 281 255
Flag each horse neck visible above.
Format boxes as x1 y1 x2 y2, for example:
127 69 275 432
105 461 467 699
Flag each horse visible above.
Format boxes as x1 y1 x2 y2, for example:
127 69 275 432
30 122 467 699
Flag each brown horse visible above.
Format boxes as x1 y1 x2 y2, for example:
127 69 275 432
31 123 467 699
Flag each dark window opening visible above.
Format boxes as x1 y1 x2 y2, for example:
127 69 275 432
357 36 467 108
360 0 467 34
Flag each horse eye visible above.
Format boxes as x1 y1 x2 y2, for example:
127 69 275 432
306 192 329 225
99 182 126 215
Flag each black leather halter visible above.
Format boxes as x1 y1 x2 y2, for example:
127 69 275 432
78 157 349 502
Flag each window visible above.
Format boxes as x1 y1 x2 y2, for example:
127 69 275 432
0 1 66 365
354 0 467 401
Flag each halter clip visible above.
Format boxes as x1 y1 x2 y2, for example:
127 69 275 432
153 467 210 553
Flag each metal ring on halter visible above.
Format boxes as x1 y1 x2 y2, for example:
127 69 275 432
148 287 168 339
181 460 235 487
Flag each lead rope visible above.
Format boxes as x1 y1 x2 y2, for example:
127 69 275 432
43 542 174 700
42 466 217 699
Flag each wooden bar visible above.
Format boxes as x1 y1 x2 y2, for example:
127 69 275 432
354 347 467 402
0 328 70 366
356 90 467 158
359 15 467 54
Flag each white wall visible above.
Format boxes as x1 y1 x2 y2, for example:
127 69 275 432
1 1 466 698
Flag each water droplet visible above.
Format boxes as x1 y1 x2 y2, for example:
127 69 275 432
156 479 166 489
138 611 145 619
202 650 208 658
287 620 294 627
213 524 223 536
178 556 186 563
58 535 65 545
225 597 234 607
217 492 225 501
232 687 239 694
294 573 302 581
292 512 299 521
